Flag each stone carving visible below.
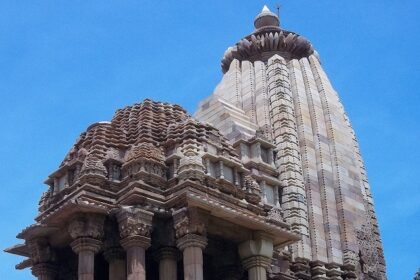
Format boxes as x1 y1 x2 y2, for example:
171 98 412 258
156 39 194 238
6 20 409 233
244 175 262 204
173 208 206 239
116 207 153 239
27 238 54 265
266 206 285 225
68 215 105 240
177 143 205 182
38 191 51 212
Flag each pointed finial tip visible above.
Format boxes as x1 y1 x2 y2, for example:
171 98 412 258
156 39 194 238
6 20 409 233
262 5 270 12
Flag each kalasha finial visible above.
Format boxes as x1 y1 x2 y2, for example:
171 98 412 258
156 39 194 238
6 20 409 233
262 5 270 12
254 5 280 30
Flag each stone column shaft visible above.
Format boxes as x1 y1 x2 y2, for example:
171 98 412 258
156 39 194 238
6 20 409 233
156 247 178 280
126 245 146 280
177 234 207 280
31 263 57 280
117 207 153 280
79 250 95 280
248 266 267 280
109 259 126 280
241 256 271 280
70 237 102 280
104 248 126 280
68 215 105 280
183 246 204 280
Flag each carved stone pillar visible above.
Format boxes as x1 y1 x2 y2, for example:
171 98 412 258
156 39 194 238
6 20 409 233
238 232 274 280
117 207 153 280
31 263 58 280
28 238 57 280
241 256 271 280
103 218 126 280
177 234 207 280
104 247 126 280
155 247 179 280
68 215 105 280
173 207 208 280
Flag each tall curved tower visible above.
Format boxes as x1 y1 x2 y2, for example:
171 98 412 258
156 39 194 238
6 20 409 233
195 6 386 280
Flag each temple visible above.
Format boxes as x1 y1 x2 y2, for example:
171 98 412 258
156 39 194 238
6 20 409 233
5 6 386 280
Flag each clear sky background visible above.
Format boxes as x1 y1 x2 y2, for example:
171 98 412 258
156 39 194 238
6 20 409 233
0 1 419 279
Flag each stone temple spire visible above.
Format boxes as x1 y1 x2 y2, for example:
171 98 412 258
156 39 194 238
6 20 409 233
196 6 387 280
254 5 280 30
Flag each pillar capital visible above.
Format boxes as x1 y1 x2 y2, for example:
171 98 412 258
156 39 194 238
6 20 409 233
120 235 151 250
241 255 272 270
116 206 153 239
27 237 55 265
238 231 274 260
176 233 207 251
239 232 274 280
68 214 105 240
70 237 102 254
172 207 208 239
31 263 58 280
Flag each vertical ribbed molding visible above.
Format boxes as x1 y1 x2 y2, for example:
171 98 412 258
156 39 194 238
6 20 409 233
288 58 326 263
254 60 273 139
299 57 347 279
299 57 344 265
241 61 257 123
309 55 365 279
266 55 311 264
213 59 243 108
344 109 387 279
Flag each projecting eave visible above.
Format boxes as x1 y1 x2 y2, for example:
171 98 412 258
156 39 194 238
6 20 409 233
221 29 314 73
167 180 300 247
4 243 29 257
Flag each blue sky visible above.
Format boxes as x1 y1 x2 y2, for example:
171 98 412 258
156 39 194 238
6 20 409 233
0 1 419 279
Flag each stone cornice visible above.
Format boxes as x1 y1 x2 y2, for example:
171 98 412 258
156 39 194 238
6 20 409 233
221 30 314 73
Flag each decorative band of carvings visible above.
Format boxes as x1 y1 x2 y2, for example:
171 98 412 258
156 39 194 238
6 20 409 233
120 235 151 250
176 233 207 251
241 255 272 270
70 237 102 254
153 247 180 262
